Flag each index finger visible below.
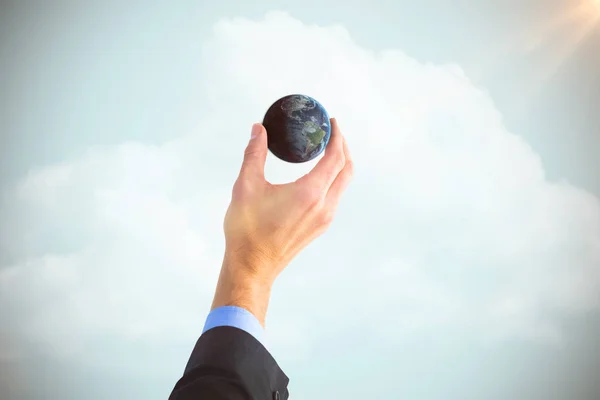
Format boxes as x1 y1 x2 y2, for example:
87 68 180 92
296 118 345 191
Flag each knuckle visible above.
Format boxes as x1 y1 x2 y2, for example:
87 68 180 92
244 144 257 154
232 176 253 197
319 208 335 226
345 159 354 175
333 153 346 170
233 176 249 189
244 142 265 157
299 187 323 206
244 148 262 160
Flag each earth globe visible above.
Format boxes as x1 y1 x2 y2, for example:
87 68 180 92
262 94 331 163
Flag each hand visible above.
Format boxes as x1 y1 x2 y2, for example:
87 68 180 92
211 118 353 324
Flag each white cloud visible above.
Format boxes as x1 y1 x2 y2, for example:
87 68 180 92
1 11 600 371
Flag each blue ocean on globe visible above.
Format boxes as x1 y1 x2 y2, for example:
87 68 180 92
262 94 331 163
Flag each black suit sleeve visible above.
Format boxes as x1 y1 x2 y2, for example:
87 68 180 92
169 326 290 400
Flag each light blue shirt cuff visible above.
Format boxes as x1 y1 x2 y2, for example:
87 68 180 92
202 306 267 349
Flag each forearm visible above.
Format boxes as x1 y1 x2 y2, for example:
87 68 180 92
211 253 274 327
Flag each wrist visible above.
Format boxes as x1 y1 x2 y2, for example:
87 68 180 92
210 255 274 326
222 243 282 284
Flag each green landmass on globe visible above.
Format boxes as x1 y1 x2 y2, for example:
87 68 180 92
262 94 331 163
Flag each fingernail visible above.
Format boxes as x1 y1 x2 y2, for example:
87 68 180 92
250 124 261 140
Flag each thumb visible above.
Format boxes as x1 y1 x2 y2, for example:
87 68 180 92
240 123 268 181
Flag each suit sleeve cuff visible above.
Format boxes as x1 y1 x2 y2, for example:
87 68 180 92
202 306 267 349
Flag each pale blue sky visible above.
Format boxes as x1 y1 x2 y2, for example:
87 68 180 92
1 1 600 399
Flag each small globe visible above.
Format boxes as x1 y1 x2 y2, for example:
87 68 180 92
263 94 331 163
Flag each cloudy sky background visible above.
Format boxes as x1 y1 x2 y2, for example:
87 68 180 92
1 1 599 399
